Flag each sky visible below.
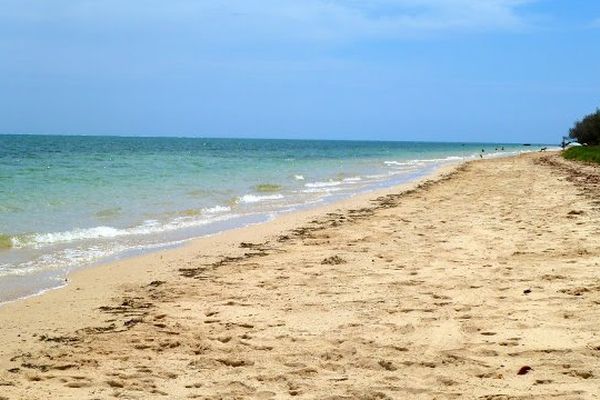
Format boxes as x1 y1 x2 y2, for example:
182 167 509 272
1 1 599 143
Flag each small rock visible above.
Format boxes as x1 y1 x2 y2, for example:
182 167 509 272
517 366 533 375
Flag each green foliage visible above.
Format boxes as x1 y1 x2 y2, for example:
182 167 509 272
562 146 600 164
569 109 600 145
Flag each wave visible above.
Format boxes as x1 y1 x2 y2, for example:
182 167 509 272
11 213 238 249
384 156 464 167
0 238 190 278
202 205 231 214
301 187 342 194
237 194 284 204
343 176 362 182
294 175 305 181
170 204 231 218
384 160 412 167
365 173 388 179
304 181 342 188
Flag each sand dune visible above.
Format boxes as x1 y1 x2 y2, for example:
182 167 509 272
1 152 599 399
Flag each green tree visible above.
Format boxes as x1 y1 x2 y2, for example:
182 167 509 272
569 109 600 145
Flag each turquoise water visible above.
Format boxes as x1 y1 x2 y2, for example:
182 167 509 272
0 135 547 301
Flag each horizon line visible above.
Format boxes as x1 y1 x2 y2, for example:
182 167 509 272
0 132 555 146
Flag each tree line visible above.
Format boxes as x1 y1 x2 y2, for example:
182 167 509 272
569 109 600 145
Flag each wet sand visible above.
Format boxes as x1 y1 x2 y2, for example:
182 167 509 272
0 152 599 399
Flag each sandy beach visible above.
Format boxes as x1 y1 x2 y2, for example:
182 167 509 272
0 151 599 399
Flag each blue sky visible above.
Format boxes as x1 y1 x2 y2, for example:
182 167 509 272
1 1 599 143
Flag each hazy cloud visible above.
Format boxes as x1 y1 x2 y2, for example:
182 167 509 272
0 0 537 43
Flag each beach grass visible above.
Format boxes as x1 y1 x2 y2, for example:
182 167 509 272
562 146 600 164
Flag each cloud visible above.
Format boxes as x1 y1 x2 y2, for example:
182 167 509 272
0 0 536 43
277 0 535 37
0 0 538 79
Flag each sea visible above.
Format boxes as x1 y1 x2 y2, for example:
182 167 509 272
0 135 549 302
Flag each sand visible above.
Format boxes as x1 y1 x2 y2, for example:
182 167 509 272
0 152 599 399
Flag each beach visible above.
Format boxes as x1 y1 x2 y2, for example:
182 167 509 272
0 151 599 399
0 136 529 303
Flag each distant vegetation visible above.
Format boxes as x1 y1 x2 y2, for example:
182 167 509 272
569 109 600 145
563 146 600 164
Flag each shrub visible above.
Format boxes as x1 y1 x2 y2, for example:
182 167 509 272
569 109 600 145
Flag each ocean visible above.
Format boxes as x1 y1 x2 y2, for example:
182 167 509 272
0 135 545 302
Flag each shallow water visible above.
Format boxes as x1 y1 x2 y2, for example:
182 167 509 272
0 135 548 301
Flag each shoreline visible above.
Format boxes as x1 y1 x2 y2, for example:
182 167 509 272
1 148 549 305
0 142 545 305
0 157 462 340
0 158 461 306
2 150 598 399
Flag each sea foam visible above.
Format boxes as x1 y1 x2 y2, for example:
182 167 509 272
238 194 284 204
12 214 238 249
304 181 342 188
202 205 231 214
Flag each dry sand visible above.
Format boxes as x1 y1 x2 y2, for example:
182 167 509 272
0 152 599 399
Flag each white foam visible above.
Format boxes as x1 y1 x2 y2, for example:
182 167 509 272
384 156 464 168
13 214 238 249
0 238 191 279
365 174 388 179
294 175 305 181
304 181 342 188
0 246 120 277
238 194 284 204
301 187 343 194
384 160 408 167
28 226 123 245
202 205 231 214
343 176 362 182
